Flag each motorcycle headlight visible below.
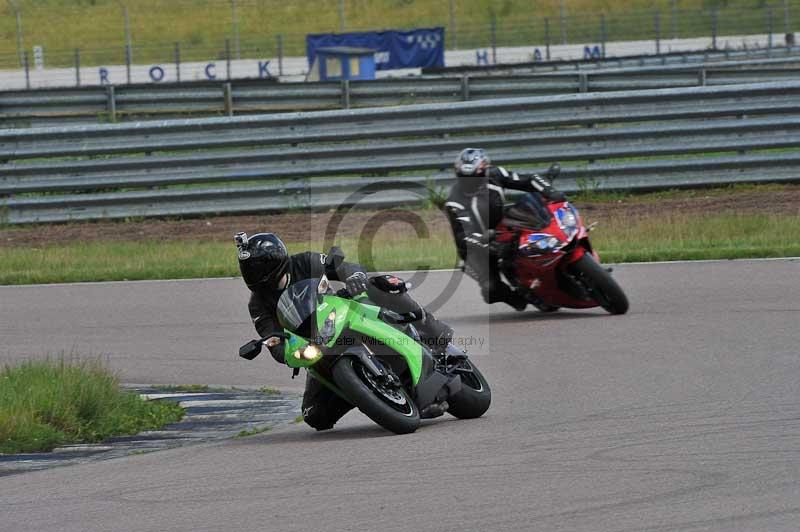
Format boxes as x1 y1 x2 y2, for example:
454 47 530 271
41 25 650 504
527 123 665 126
561 209 576 228
301 344 322 361
520 233 563 256
539 237 560 250
293 344 322 361
557 204 580 240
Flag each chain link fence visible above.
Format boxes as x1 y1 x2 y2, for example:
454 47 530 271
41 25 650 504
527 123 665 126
0 1 797 74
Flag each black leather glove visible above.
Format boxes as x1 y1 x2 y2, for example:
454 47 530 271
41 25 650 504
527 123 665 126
529 173 566 202
266 339 286 364
345 271 368 297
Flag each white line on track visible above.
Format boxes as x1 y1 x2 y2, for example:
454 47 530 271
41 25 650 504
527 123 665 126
3 257 797 289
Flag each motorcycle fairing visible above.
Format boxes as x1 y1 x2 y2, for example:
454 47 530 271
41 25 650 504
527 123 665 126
347 311 424 386
498 194 604 309
281 291 424 386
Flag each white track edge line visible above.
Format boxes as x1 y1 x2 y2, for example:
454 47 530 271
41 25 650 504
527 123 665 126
3 257 798 289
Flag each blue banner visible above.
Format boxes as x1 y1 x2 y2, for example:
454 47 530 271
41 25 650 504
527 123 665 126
306 27 445 70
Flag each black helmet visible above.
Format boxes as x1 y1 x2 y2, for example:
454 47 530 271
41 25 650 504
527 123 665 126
235 232 290 291
455 148 490 177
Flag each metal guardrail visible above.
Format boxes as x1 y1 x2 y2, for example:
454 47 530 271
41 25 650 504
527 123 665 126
3 53 800 128
2 81 800 224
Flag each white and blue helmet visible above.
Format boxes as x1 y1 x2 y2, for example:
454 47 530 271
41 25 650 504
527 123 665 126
455 148 491 177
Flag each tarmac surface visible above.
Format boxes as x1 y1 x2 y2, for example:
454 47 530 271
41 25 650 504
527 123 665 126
1 259 799 532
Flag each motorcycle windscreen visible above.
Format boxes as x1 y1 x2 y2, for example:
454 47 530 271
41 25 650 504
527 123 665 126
505 193 553 230
276 278 320 340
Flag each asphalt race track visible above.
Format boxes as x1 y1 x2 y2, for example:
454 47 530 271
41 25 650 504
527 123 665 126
1 259 799 532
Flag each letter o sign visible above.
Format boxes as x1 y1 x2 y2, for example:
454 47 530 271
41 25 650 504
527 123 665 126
149 65 165 82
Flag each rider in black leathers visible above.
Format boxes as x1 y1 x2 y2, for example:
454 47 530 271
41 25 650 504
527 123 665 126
234 231 453 431
445 148 565 311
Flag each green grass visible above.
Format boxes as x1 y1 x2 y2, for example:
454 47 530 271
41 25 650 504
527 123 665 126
0 232 460 285
0 210 797 285
234 426 271 438
591 212 800 263
571 182 792 203
0 358 185 454
0 0 792 68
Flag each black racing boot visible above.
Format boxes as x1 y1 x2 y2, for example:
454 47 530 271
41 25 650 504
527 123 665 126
481 283 528 311
503 290 528 312
420 400 449 419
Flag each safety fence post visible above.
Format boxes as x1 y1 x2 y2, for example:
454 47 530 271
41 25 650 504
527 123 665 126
544 18 551 60
106 86 117 122
697 68 707 86
277 35 284 76
578 72 588 93
600 14 607 58
768 5 775 52
671 0 678 39
711 8 718 50
490 12 498 64
124 44 132 85
655 11 661 55
223 82 233 116
23 50 30 89
225 38 232 80
230 0 241 60
341 79 351 109
74 48 81 87
449 0 458 49
7 0 24 67
174 42 181 82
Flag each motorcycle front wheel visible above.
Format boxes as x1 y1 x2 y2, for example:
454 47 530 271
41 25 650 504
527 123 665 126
569 254 629 315
448 361 492 419
332 357 420 435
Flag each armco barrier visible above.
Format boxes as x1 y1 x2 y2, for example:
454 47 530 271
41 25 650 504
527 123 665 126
3 53 800 128
2 81 800 223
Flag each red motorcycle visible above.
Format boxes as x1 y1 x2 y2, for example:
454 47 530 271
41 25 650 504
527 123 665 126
494 168 629 315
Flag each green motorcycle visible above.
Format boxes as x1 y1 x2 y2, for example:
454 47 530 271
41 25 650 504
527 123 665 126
239 275 491 434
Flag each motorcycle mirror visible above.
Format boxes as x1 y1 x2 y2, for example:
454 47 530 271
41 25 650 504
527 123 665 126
546 162 561 181
239 339 262 361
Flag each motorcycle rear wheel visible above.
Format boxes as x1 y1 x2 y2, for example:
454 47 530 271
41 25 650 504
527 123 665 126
332 357 420 434
569 254 629 315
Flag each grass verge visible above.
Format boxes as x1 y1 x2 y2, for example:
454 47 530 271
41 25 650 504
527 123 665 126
589 212 800 263
0 232 460 285
234 426 271 438
0 214 798 286
0 359 184 454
